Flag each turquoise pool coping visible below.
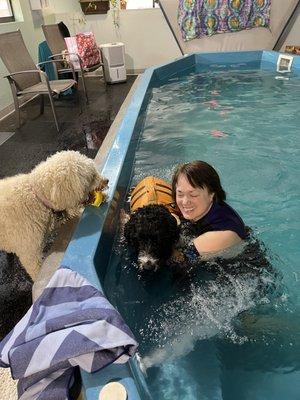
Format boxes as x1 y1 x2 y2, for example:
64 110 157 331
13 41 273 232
61 50 300 400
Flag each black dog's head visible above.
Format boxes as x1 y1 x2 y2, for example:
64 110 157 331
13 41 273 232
124 204 180 272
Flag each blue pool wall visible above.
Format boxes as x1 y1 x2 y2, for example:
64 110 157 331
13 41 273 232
61 50 300 400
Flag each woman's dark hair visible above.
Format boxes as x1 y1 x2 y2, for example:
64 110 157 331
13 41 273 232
172 160 226 203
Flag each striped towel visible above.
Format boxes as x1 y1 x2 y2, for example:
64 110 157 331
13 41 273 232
0 267 138 400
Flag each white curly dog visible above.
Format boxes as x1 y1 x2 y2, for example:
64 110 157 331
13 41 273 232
0 150 108 281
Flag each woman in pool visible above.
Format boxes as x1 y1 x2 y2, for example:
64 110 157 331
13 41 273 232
172 160 247 261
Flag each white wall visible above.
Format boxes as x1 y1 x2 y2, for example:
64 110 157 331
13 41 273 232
53 8 181 72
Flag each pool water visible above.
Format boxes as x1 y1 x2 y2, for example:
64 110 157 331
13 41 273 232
103 69 300 399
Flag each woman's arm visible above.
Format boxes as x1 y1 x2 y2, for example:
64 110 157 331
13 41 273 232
193 230 242 254
169 230 243 267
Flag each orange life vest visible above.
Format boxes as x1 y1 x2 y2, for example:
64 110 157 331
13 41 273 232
130 176 180 216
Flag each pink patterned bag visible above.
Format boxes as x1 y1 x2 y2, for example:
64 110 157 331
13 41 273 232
64 36 81 70
75 32 101 69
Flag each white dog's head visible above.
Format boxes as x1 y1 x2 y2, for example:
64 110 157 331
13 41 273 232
31 150 108 211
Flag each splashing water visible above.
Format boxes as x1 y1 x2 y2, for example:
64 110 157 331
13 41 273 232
141 271 264 370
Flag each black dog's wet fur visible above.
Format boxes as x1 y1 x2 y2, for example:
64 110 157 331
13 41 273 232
124 204 180 270
0 251 33 340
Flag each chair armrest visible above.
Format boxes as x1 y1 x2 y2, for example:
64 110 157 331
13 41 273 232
48 53 84 71
49 53 65 58
49 52 78 59
37 59 76 80
37 59 69 67
4 69 48 80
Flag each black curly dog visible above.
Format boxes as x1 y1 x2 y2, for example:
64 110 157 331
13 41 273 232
124 204 180 272
0 251 32 340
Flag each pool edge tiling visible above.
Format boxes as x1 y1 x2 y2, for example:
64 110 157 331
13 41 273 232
61 50 300 400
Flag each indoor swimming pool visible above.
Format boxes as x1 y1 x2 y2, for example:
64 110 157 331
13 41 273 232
62 51 300 399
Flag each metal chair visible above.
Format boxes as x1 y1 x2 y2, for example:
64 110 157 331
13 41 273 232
0 30 77 132
42 24 105 103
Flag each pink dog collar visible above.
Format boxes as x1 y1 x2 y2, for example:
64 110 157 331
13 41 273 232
31 187 57 211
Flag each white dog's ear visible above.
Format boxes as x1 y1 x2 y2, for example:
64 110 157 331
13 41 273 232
50 170 84 210
50 181 70 210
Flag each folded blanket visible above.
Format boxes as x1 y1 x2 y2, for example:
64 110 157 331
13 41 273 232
178 0 271 41
0 267 138 400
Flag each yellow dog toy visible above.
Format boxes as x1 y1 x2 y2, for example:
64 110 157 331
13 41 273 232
87 190 106 207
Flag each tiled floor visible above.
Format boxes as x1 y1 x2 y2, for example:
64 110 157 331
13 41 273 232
0 75 137 178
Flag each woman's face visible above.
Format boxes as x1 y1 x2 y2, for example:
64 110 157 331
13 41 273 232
176 173 214 221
